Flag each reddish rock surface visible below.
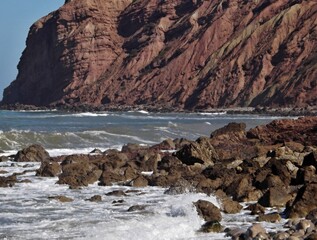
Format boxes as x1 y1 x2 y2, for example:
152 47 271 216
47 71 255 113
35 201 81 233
2 0 317 109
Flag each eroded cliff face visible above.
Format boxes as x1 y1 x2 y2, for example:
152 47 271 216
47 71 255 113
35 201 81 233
2 0 317 109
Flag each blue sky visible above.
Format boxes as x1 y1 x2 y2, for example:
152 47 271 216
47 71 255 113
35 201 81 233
0 0 64 100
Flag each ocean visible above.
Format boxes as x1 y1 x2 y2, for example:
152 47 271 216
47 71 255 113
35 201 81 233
0 110 288 239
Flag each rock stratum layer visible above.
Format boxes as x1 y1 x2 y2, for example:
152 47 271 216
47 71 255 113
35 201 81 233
2 0 317 109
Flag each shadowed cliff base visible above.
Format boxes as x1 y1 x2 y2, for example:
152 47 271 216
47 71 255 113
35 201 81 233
1 0 317 110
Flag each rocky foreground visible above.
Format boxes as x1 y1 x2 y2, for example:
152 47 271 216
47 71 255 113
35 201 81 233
1 116 317 239
2 0 317 109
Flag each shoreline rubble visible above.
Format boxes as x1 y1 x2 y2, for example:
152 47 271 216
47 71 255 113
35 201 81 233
0 116 317 239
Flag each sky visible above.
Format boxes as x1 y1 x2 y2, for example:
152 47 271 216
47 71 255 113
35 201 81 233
0 0 64 100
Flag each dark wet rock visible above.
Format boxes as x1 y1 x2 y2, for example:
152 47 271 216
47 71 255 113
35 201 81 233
0 174 17 187
105 190 127 197
130 175 148 187
48 195 73 202
225 175 254 201
19 179 32 183
121 143 149 153
211 122 246 138
14 144 50 162
143 153 161 172
305 233 317 240
104 152 128 170
164 178 195 195
221 198 243 214
151 138 175 151
257 212 282 223
306 209 317 223
258 187 292 208
86 195 102 202
286 183 317 218
176 137 217 166
57 154 102 187
157 155 182 172
246 203 266 215
149 173 182 188
225 227 245 240
127 205 146 212
302 151 317 168
199 221 222 233
112 199 125 204
0 156 9 162
36 161 61 177
245 223 268 239
194 200 222 222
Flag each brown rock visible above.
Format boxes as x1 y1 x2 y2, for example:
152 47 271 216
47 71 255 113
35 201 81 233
130 175 148 187
246 203 265 215
57 154 102 187
49 195 73 203
14 145 50 162
245 223 267 239
0 175 17 187
257 212 281 223
86 195 102 202
258 187 292 208
194 200 222 222
3 1 317 110
286 183 317 218
36 161 61 177
105 190 126 197
175 137 217 166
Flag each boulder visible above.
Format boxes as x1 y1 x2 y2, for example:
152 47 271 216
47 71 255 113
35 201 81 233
164 178 195 195
199 221 222 233
48 195 73 203
246 203 265 215
86 195 102 202
14 145 50 162
257 212 281 223
194 200 222 222
245 223 267 239
130 175 148 187
258 187 292 207
57 155 102 187
286 183 317 218
176 137 217 166
0 175 17 187
36 161 61 177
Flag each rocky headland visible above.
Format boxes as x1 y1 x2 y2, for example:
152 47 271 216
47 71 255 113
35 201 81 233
1 0 316 110
1 116 317 238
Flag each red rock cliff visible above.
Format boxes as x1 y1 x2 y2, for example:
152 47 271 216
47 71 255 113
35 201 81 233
2 0 317 109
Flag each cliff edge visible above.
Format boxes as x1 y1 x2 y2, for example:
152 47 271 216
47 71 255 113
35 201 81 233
2 0 317 110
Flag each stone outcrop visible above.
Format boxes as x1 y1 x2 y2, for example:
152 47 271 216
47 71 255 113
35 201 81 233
2 0 317 110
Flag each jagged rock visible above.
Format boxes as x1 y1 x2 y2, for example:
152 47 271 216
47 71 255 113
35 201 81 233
257 212 281 223
286 183 317 218
175 137 217 166
57 154 102 187
245 223 267 239
130 175 148 187
86 195 102 202
258 187 292 208
14 145 50 162
127 205 146 212
246 203 266 215
3 1 317 109
0 175 17 187
194 200 222 222
36 161 61 177
49 195 73 203
199 221 222 233
105 190 126 197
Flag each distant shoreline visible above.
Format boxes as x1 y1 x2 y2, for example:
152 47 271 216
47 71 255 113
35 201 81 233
0 103 316 116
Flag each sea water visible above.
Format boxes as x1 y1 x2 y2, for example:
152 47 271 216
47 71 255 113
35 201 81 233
0 110 288 239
